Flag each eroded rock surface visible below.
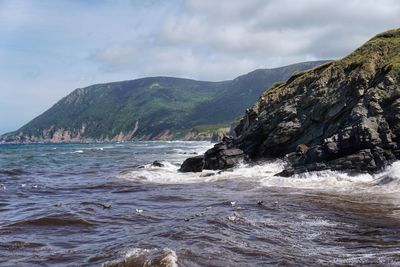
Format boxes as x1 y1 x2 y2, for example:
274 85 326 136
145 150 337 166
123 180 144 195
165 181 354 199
181 29 400 175
180 137 244 172
179 155 205 172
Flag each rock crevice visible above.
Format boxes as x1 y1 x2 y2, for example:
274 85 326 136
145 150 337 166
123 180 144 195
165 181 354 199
181 28 400 175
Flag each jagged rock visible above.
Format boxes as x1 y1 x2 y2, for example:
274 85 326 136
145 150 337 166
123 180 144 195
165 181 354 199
179 155 205 172
296 144 309 155
277 148 396 177
180 137 245 172
182 28 400 176
203 145 244 170
201 136 245 170
151 160 164 167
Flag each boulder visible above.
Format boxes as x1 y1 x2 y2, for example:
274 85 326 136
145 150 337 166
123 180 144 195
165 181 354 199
179 155 205 172
203 144 244 170
180 137 245 172
202 136 245 170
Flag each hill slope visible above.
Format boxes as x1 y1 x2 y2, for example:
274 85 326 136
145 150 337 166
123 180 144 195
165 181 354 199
181 28 400 175
1 61 328 143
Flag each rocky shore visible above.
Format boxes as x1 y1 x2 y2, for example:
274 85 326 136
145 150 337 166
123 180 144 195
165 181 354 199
181 29 400 176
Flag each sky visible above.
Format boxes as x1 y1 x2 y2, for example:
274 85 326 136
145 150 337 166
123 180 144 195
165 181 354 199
0 0 399 134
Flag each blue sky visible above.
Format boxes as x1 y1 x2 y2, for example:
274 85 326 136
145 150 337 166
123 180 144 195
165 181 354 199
0 0 399 134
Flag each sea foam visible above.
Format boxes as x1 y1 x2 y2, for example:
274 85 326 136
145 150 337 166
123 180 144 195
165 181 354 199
120 155 400 195
102 247 178 267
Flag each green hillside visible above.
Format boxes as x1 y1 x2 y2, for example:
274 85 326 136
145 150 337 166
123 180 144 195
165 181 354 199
1 61 328 143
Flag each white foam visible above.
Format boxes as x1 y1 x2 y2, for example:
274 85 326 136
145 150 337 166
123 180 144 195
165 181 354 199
119 159 281 184
118 160 217 184
228 161 286 178
261 169 374 191
366 161 400 193
172 148 186 153
386 161 400 179
119 159 374 187
119 142 400 193
102 247 178 267
255 160 400 194
159 248 178 267
299 218 336 227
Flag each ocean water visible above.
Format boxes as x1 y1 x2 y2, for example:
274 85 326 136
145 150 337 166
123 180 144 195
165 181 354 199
1 141 400 266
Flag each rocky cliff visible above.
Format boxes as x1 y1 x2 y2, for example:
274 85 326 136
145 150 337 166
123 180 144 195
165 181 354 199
181 28 400 175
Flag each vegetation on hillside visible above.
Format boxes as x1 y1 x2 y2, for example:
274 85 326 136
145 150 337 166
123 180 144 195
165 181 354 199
1 61 329 142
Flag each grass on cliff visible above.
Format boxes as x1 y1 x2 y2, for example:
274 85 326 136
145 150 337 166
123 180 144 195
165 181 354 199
339 28 400 72
262 28 400 101
192 123 230 134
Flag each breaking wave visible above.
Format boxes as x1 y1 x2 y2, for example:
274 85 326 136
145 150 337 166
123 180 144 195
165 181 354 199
119 157 400 193
102 247 178 267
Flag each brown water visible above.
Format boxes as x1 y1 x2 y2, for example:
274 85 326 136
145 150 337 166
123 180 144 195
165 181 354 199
1 142 400 266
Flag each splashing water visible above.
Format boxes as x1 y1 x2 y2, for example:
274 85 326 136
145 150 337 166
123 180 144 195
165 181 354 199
1 141 400 266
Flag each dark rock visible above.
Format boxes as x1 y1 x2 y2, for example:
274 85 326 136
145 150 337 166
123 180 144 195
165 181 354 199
181 29 400 176
200 172 215 177
100 203 111 209
151 160 164 167
279 147 396 176
374 175 394 185
203 142 245 170
179 155 205 172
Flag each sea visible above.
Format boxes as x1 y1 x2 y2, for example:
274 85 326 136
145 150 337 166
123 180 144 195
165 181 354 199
1 141 400 266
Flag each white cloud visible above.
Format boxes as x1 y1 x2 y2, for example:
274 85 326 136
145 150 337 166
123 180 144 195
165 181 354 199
92 0 400 80
1 0 400 133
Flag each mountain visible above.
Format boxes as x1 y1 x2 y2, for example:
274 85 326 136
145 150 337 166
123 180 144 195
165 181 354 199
0 61 328 143
180 28 400 175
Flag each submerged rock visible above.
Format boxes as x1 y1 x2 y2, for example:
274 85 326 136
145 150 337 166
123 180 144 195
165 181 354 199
151 160 164 167
181 28 400 176
200 172 215 177
100 203 111 209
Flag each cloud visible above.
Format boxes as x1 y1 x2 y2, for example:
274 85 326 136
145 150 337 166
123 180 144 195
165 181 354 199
92 0 400 81
1 0 400 133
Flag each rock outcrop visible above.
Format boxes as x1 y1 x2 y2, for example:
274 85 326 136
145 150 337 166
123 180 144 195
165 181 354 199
180 155 205 172
180 136 245 172
181 28 400 175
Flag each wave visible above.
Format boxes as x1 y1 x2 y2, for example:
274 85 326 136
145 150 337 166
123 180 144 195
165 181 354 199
66 147 114 154
118 160 218 184
261 169 374 191
248 160 400 193
0 240 45 249
102 247 178 267
119 156 400 194
0 168 29 177
8 213 94 228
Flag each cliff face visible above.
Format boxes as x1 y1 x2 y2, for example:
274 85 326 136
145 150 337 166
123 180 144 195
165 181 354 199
1 122 139 143
181 28 400 175
1 61 328 143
